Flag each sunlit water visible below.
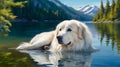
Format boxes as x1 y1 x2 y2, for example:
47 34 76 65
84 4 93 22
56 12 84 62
0 21 120 67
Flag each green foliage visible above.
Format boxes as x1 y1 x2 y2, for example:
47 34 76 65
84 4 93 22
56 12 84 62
104 0 110 19
0 0 27 37
109 0 115 20
93 0 120 22
93 0 104 21
99 0 105 19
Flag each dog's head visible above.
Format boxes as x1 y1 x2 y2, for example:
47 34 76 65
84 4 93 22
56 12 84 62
55 20 86 46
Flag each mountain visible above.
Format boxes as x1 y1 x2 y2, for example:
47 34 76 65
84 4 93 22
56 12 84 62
76 5 99 17
13 0 70 20
49 0 93 20
13 0 93 21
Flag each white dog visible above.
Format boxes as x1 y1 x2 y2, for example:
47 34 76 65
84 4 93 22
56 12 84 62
16 20 95 52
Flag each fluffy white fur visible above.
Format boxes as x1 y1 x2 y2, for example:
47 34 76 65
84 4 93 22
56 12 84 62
16 20 95 52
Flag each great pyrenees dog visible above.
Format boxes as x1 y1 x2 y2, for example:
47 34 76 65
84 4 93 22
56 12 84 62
16 20 95 52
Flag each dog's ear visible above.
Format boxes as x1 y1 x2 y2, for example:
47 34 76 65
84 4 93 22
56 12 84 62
77 23 86 40
78 22 91 40
77 22 93 46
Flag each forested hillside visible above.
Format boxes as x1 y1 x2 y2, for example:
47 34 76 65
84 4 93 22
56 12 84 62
93 0 120 22
13 0 70 20
12 0 92 21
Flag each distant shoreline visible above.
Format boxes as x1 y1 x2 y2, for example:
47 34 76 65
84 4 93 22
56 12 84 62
10 19 64 23
10 19 120 23
93 20 120 23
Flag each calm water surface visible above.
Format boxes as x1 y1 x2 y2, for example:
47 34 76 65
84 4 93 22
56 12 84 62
0 21 120 67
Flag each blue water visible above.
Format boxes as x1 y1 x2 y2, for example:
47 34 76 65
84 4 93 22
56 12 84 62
0 21 120 67
88 22 120 67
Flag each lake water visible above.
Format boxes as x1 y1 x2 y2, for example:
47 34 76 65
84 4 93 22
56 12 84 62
0 21 120 67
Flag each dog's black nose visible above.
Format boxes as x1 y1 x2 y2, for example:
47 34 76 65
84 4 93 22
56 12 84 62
57 36 63 44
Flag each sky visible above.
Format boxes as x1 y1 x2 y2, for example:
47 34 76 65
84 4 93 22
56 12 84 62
59 0 112 8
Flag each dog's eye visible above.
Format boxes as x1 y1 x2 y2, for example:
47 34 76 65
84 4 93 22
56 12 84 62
59 28 62 31
67 28 72 32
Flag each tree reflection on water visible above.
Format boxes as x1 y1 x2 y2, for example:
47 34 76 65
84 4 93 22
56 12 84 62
0 50 37 67
94 23 120 53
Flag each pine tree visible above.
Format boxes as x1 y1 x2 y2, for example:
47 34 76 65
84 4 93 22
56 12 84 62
104 0 110 20
114 0 120 20
100 0 105 20
93 11 100 21
0 0 27 36
109 0 115 20
93 0 105 21
93 0 120 22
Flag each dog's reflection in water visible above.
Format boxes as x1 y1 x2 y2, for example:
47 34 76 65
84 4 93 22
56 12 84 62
20 50 93 67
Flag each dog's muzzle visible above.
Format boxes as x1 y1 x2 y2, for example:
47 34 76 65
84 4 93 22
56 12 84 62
57 36 63 44
57 36 71 45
